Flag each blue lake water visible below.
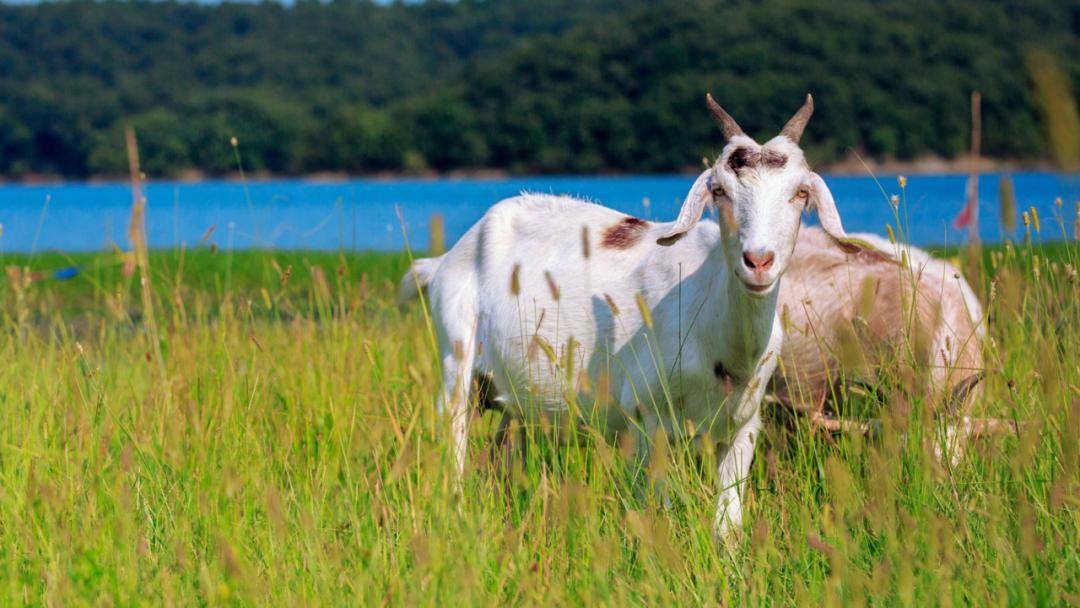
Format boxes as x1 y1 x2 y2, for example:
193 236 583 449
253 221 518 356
0 172 1075 252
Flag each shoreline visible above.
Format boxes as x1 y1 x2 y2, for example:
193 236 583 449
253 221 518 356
0 157 1071 186
1 240 1072 260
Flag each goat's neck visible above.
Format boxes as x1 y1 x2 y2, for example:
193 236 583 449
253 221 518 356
725 276 779 353
696 247 780 373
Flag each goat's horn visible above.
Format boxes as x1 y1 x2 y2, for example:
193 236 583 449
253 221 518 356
780 93 814 143
706 93 744 140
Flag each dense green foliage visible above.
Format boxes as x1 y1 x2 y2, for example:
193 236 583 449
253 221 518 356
0 0 1076 177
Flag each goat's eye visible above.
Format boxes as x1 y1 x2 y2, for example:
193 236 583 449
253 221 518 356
793 188 810 203
711 186 725 198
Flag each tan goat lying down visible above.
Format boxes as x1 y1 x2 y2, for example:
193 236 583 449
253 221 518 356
774 226 986 452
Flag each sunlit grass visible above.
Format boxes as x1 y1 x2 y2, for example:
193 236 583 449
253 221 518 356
0 232 1075 604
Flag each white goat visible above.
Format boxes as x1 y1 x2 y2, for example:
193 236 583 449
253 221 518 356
774 226 986 457
400 95 857 537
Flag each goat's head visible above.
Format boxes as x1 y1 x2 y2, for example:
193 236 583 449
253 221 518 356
659 94 849 298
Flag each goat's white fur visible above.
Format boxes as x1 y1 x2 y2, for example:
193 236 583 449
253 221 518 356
401 111 851 538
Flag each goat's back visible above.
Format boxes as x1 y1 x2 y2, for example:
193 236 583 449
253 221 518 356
423 193 721 421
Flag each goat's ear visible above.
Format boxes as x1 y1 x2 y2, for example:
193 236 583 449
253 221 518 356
809 172 896 260
657 169 713 246
808 172 856 251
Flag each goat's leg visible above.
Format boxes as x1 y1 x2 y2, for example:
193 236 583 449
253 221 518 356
437 339 477 480
628 401 658 472
492 411 517 477
493 410 512 447
628 408 671 506
714 412 762 539
934 372 986 466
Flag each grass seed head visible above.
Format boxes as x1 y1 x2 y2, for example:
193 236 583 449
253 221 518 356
544 270 560 301
510 263 521 296
531 335 556 364
635 292 653 328
603 293 620 316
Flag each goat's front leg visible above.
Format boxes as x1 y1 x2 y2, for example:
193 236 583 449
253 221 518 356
627 404 665 504
714 411 761 539
632 409 659 476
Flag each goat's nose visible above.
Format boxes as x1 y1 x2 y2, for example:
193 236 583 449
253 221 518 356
742 249 775 272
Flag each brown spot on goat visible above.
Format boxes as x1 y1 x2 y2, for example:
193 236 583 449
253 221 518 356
727 147 757 171
601 217 649 249
728 147 786 172
762 150 788 168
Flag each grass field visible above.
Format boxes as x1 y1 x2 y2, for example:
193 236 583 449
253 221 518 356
0 230 1076 605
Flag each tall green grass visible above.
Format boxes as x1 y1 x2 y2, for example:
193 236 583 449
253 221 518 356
0 233 1075 605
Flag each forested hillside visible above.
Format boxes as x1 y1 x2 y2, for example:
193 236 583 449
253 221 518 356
0 0 1076 177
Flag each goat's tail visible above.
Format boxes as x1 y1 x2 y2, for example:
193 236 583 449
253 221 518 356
397 255 443 304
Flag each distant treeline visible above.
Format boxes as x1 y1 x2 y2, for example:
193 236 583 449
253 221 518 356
0 0 1076 178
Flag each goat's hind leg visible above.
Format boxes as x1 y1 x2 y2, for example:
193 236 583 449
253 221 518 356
436 335 479 480
934 372 985 466
492 409 530 480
